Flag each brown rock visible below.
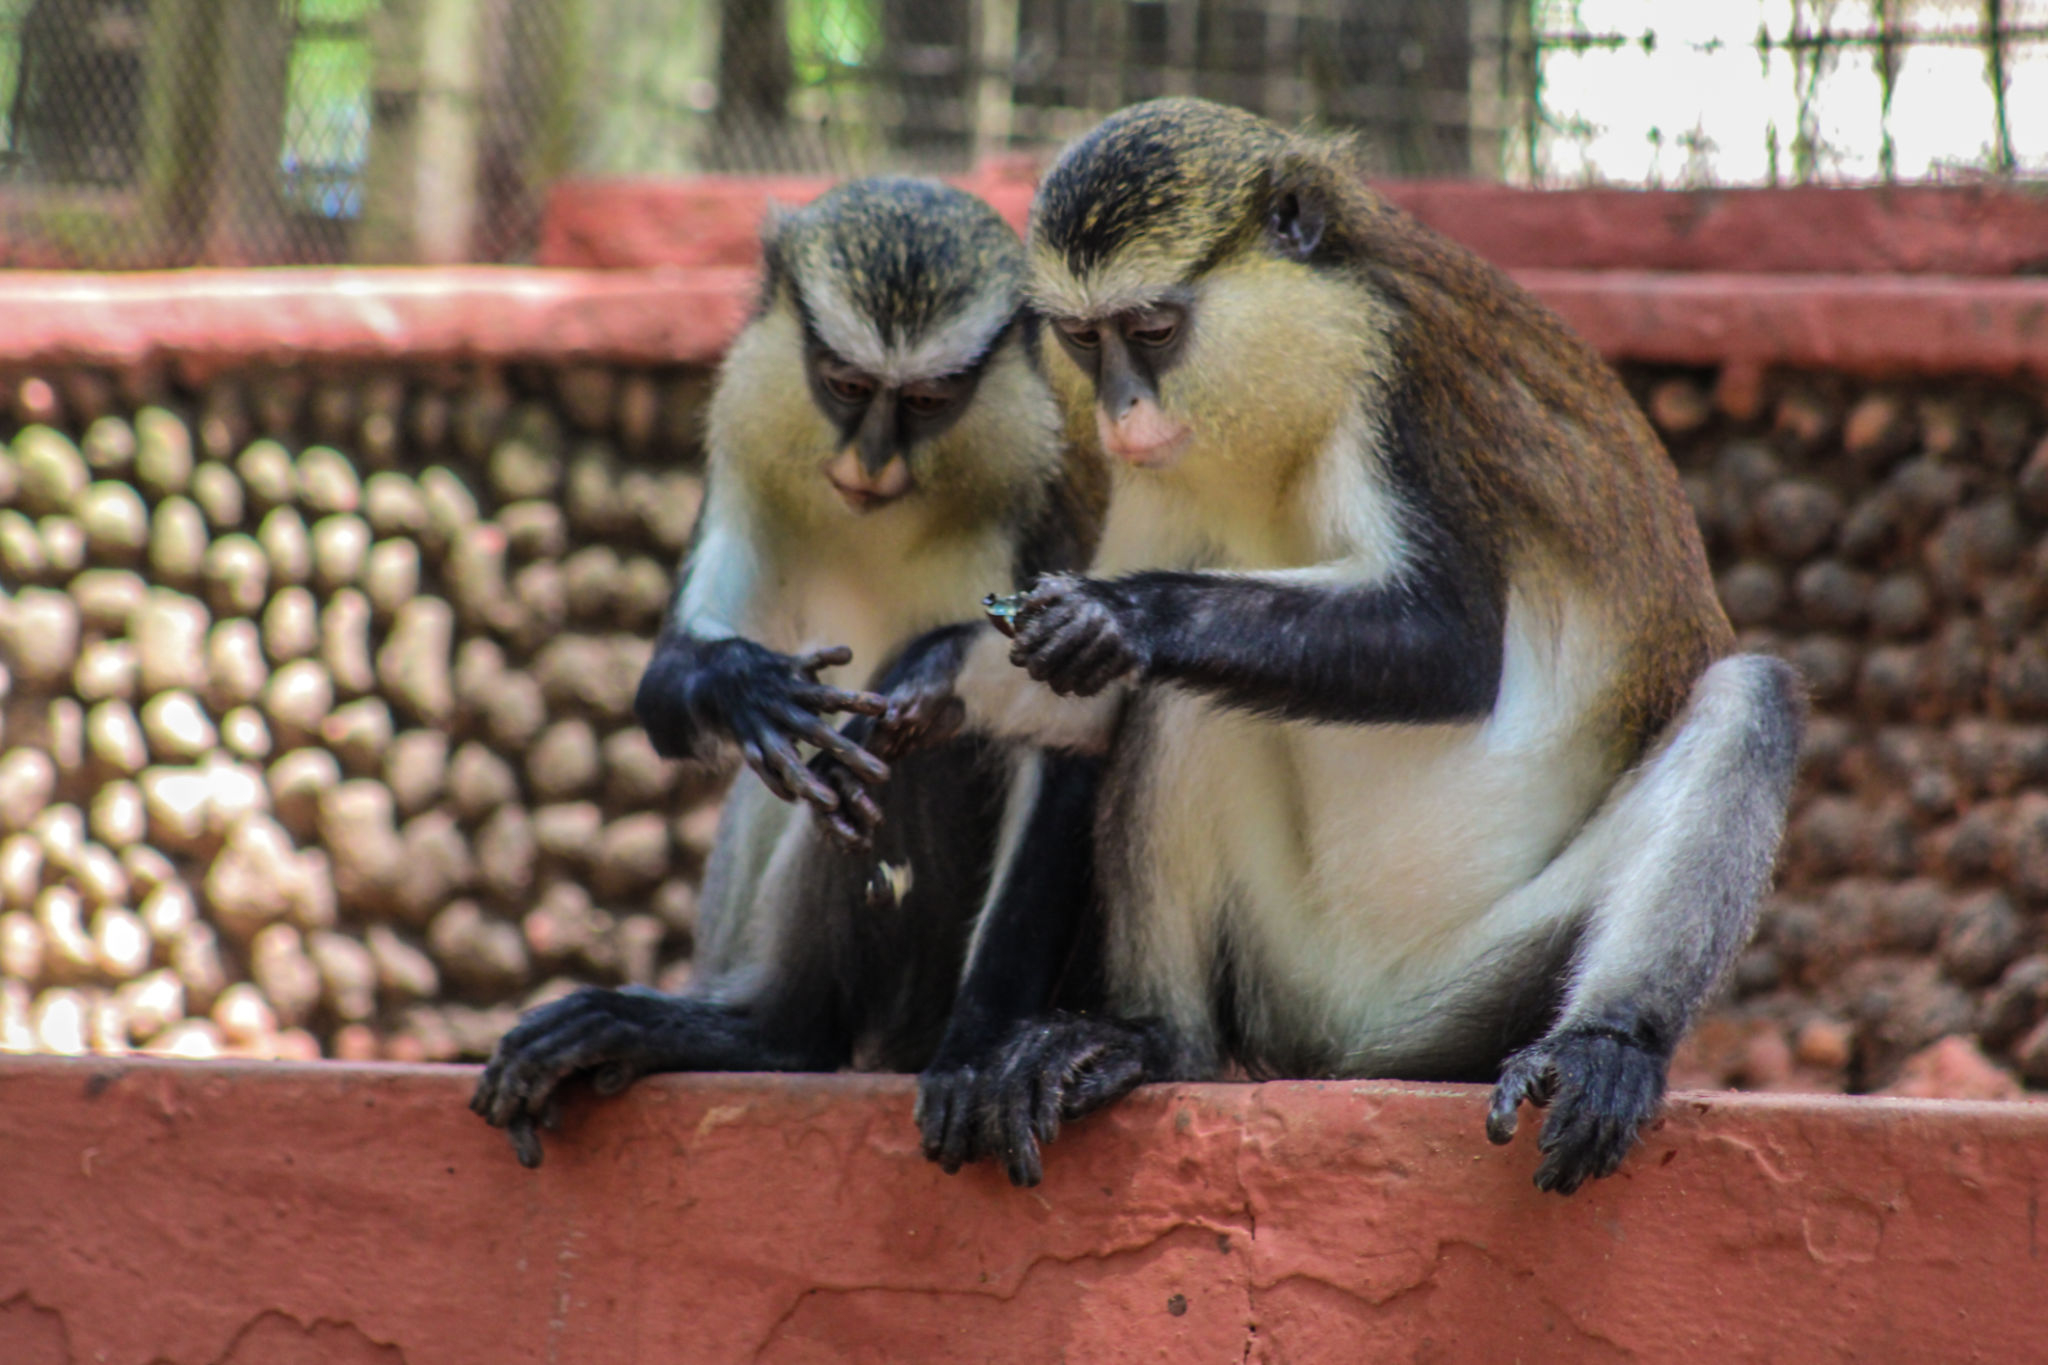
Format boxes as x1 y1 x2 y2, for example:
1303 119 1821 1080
618 373 660 452
256 506 312 586
480 670 547 750
86 700 148 775
32 803 84 872
384 730 449 817
219 705 272 762
1647 377 1711 437
116 969 184 1042
4 588 80 685
33 885 94 981
139 690 217 762
250 923 322 1027
308 931 377 1022
1792 560 1867 631
419 466 480 556
296 445 361 514
528 719 601 802
0 833 44 911
1755 481 1842 562
490 437 561 504
1939 890 2023 988
91 906 151 980
0 748 57 833
448 743 518 823
145 1018 223 1059
363 538 421 621
565 444 628 537
170 920 228 1011
321 697 394 776
428 900 531 993
563 545 621 622
203 618 267 709
533 802 602 866
499 500 567 560
0 910 43 983
202 534 269 617
88 780 146 849
652 878 697 942
1979 954 2048 1052
366 923 440 1000
1880 1036 2021 1101
453 375 512 459
393 809 472 924
673 802 723 860
641 471 704 554
377 597 455 725
613 557 672 632
364 471 429 538
1842 391 1912 467
2016 1016 2048 1086
603 727 677 808
318 779 404 916
81 413 134 473
138 877 195 942
474 804 536 902
236 438 297 511
211 982 279 1050
189 462 244 530
509 562 566 648
69 568 145 633
138 766 210 851
263 658 335 744
1717 562 1784 629
16 424 87 513
73 640 138 704
202 814 300 940
522 881 615 973
615 914 664 987
39 515 85 576
594 813 671 898
30 987 89 1055
78 481 148 564
0 509 47 581
446 523 517 633
311 513 371 591
147 499 210 589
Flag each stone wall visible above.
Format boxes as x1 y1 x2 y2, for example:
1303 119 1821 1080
0 360 721 1064
1 284 2046 1103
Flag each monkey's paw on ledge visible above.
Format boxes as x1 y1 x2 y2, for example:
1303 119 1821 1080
2 1056 2042 1365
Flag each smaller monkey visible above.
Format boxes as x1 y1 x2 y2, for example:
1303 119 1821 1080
471 177 1106 1167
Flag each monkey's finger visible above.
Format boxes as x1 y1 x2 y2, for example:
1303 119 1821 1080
792 645 855 676
740 740 800 804
781 707 891 785
817 805 875 854
789 683 889 718
508 1116 545 1169
761 739 845 815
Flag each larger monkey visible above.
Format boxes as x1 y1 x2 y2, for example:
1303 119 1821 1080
930 100 1803 1194
473 178 1105 1166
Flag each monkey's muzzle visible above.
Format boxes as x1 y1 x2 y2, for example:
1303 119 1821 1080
825 447 913 512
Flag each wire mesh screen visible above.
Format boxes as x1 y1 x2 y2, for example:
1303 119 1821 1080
1522 1 2048 186
0 1 2041 268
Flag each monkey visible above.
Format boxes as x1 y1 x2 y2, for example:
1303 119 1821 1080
470 177 1109 1168
908 99 1804 1195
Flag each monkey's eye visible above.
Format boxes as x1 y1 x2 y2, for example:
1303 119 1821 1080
1128 320 1179 348
1055 320 1101 350
901 381 958 416
823 372 875 405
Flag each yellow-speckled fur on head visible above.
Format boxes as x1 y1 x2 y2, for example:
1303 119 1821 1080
705 177 1073 543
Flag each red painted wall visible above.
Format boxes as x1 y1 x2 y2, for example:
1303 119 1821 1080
4 1057 2046 1363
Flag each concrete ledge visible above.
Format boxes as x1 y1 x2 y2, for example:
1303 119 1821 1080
542 177 2048 277
0 268 2045 383
3 1057 2044 1363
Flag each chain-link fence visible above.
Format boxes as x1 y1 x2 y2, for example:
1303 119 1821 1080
0 1 2041 269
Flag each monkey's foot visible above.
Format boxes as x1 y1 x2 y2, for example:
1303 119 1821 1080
470 986 679 1169
919 1013 1152 1188
1486 1027 1668 1195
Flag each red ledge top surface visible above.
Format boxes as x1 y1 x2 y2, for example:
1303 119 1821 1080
0 267 2044 382
3 1056 2045 1364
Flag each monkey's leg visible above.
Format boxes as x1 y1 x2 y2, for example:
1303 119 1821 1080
916 751 1106 1185
1487 654 1803 1194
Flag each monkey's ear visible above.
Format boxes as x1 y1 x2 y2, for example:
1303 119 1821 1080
1263 167 1327 262
759 200 794 265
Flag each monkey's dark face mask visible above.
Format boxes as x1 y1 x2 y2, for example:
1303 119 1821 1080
804 345 985 513
1050 298 1194 469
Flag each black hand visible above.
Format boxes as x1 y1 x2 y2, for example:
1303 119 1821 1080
1006 574 1147 698
1487 1025 1669 1195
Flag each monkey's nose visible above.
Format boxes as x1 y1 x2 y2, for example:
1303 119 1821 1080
825 447 913 511
1098 399 1192 469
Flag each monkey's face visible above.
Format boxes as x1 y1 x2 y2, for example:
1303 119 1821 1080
1046 295 1193 469
802 340 986 513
